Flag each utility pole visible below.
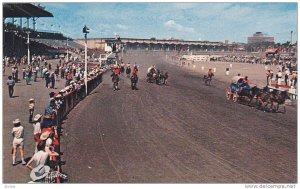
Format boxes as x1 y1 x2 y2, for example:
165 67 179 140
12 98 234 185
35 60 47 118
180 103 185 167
66 38 69 62
26 31 30 65
83 25 90 95
291 30 293 45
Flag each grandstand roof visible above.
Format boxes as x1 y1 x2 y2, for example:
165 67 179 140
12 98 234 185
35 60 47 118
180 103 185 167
265 48 279 54
3 3 53 18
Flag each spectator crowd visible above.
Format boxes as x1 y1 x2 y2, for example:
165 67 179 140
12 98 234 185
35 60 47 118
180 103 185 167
7 55 107 183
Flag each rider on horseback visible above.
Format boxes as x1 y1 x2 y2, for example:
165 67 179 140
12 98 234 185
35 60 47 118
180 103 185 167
126 64 131 78
111 66 120 91
131 69 138 90
204 69 214 85
207 69 214 79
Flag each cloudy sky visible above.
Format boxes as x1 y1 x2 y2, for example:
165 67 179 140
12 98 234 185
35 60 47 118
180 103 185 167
11 2 298 43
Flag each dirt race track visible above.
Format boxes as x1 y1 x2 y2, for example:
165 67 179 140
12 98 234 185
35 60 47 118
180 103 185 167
61 51 297 183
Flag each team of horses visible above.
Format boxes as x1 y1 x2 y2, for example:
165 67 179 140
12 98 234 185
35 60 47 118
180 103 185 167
226 79 290 113
146 68 168 85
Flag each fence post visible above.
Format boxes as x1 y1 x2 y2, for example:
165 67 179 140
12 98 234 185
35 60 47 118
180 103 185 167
71 92 74 109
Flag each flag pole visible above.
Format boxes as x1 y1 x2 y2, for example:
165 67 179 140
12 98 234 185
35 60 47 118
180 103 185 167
85 33 88 95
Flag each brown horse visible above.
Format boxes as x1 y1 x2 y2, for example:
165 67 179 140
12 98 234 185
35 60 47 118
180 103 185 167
258 89 290 113
269 91 290 113
256 87 273 112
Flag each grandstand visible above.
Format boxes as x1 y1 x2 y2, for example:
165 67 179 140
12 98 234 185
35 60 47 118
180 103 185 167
3 3 84 59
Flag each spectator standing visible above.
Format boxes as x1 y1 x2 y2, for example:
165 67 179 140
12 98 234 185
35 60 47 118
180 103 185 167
284 68 290 86
12 65 17 81
25 69 30 85
50 72 56 89
22 67 26 79
11 119 26 166
7 76 15 98
35 65 39 80
32 114 42 153
60 66 65 79
292 71 297 88
29 98 35 123
66 72 73 86
276 70 283 86
15 66 19 82
266 70 273 86
32 66 37 82
41 114 53 130
45 70 50 88
40 66 44 78
55 67 59 79
42 67 48 80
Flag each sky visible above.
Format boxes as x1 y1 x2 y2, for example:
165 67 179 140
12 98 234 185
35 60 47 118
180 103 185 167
7 2 298 43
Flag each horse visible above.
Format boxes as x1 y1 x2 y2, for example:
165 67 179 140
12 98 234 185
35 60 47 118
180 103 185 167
203 75 212 86
111 73 120 90
247 86 265 106
257 88 290 113
131 74 138 90
269 90 290 113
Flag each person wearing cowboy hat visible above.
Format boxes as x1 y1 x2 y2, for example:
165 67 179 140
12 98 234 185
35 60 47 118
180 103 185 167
11 119 26 166
54 94 63 109
29 164 50 183
32 114 42 153
29 164 67 183
28 98 35 123
41 114 53 130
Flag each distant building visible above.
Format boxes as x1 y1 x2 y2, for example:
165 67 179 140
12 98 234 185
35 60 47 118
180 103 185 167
247 32 274 44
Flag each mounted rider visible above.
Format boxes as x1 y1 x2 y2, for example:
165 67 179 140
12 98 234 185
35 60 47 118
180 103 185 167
147 65 156 74
125 63 131 77
207 69 214 78
131 69 138 90
111 66 120 91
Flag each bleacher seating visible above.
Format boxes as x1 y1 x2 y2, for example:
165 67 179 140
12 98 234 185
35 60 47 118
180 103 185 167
3 23 84 58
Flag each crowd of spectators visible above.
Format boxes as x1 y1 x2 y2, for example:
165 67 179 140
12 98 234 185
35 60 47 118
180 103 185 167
8 53 106 183
4 23 83 60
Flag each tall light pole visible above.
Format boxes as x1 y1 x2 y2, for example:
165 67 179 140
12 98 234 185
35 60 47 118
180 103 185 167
291 30 293 45
83 25 89 95
26 31 30 65
66 38 69 62
121 44 124 59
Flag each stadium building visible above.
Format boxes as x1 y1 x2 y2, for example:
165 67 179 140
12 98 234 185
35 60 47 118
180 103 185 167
247 32 274 44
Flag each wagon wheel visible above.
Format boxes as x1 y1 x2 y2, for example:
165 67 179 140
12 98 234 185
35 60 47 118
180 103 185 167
233 92 238 102
226 88 231 101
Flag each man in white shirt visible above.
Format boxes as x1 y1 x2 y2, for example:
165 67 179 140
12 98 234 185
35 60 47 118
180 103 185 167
276 70 283 85
285 68 291 86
